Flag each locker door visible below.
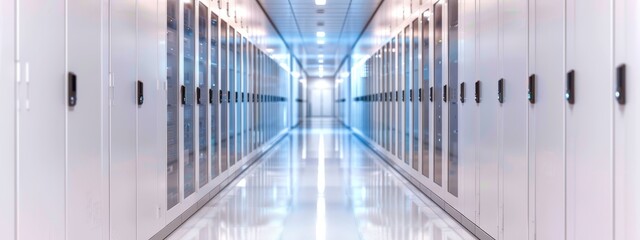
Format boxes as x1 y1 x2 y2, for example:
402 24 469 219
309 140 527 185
0 2 16 238
67 0 106 238
565 0 613 239
137 0 164 237
17 0 66 238
499 0 528 237
167 0 181 209
109 0 138 237
477 0 499 236
528 0 566 238
614 0 640 239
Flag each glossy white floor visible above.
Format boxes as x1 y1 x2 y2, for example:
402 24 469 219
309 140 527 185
167 118 476 240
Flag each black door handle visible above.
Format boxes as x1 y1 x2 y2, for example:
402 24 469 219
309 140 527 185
616 64 626 105
474 80 481 103
68 72 77 107
528 74 535 104
137 80 144 105
209 89 214 104
429 87 433 102
419 88 422 102
443 85 448 102
566 70 575 104
460 82 465 103
196 87 202 104
498 79 504 103
181 85 186 105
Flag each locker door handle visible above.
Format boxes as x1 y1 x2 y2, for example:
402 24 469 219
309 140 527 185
235 92 238 102
429 87 433 102
209 89 214 104
396 91 399 102
460 82 465 103
528 74 536 104
137 80 144 105
227 90 231 103
498 79 504 103
443 85 448 102
181 85 186 105
409 89 413 102
616 64 626 105
196 87 202 104
566 70 575 104
241 92 244 102
68 72 78 107
219 90 223 103
418 88 423 102
402 90 405 102
475 80 481 103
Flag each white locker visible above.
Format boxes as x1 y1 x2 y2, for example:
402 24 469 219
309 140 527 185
137 0 166 238
17 0 66 238
499 0 528 238
0 2 16 238
614 0 640 239
565 0 613 239
109 0 138 238
477 0 499 236
67 0 107 238
527 0 566 238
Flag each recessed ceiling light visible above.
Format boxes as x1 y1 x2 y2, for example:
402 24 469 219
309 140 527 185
316 31 326 37
317 39 325 45
266 48 274 53
318 59 324 63
315 0 326 6
318 54 324 59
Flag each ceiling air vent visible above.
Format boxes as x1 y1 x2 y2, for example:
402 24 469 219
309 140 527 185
316 9 325 14
317 21 324 26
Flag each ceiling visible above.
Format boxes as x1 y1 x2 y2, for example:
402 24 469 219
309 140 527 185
258 0 381 78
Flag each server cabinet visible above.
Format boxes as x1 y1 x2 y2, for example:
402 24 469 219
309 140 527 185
412 19 420 172
0 3 16 239
383 44 390 152
210 13 220 179
137 0 165 237
67 0 107 238
110 0 138 237
433 1 444 186
499 0 528 237
614 0 640 238
182 0 197 200
477 0 499 236
197 2 210 188
527 0 566 238
219 20 228 172
404 25 412 167
391 36 398 157
565 0 613 239
228 28 236 166
17 0 66 238
241 37 248 158
446 0 459 197
421 11 431 179
167 0 181 209
459 0 478 223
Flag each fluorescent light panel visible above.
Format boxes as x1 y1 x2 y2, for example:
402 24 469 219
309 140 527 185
316 31 326 37
315 0 326 6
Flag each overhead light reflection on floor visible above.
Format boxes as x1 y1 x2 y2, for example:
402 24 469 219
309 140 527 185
316 133 326 240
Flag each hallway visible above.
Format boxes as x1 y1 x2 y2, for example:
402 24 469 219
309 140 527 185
167 118 475 240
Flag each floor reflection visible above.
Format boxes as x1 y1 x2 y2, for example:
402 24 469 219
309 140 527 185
167 118 476 240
